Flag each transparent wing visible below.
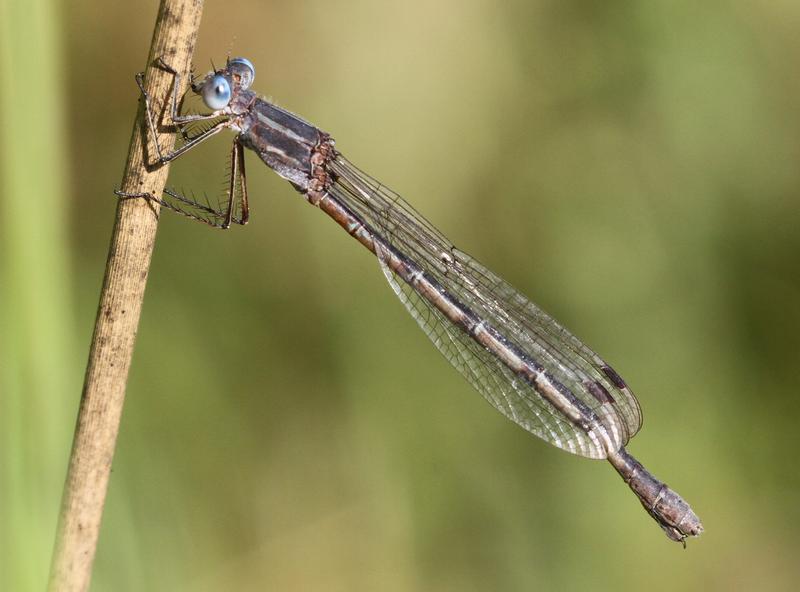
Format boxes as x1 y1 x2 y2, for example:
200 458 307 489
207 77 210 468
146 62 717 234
328 156 642 459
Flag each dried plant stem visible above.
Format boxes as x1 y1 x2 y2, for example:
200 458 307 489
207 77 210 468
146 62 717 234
47 2 204 591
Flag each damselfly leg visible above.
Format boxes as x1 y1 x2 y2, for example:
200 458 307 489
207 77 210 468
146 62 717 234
115 59 249 229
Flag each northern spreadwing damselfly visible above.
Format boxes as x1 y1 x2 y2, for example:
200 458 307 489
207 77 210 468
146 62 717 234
118 57 703 545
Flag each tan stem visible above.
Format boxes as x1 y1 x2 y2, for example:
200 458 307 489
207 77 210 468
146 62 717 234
47 2 204 590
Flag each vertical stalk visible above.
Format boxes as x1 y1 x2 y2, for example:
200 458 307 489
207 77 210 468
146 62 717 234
47 1 204 590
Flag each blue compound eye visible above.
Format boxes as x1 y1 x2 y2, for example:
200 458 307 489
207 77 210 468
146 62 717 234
202 74 232 109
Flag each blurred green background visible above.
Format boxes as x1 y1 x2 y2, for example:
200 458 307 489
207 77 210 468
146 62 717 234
2 0 799 590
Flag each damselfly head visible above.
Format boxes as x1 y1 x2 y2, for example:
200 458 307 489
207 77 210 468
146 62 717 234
192 57 255 111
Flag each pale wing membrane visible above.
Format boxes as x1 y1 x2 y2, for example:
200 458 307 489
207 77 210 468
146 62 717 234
329 156 641 459
451 250 643 443
374 240 604 457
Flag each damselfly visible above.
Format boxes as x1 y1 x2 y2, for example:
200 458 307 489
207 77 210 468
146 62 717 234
119 57 703 545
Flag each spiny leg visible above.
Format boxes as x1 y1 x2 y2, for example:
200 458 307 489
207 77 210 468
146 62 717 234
114 138 250 229
115 188 231 229
225 138 250 227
